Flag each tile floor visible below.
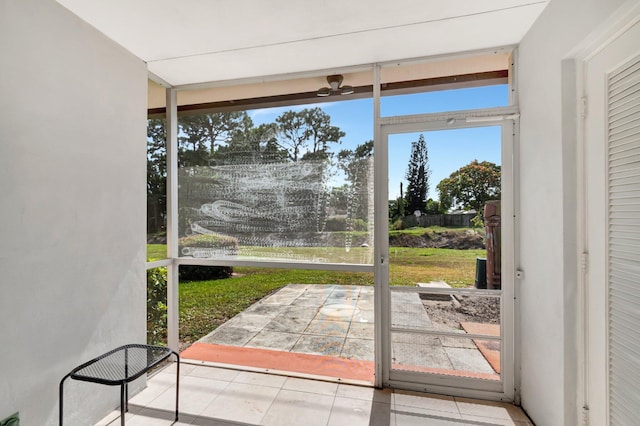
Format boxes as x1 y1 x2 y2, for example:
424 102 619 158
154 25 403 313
196 284 496 377
96 362 534 426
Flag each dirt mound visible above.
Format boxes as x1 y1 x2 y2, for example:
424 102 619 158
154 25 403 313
389 231 485 250
423 295 500 331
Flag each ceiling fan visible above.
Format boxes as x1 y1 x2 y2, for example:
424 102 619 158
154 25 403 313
317 74 355 97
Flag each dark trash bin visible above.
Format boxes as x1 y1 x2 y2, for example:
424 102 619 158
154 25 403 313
475 257 487 289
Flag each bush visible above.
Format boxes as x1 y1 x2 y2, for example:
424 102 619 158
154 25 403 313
471 211 484 228
147 267 167 346
353 219 368 232
325 216 347 232
178 233 237 282
391 219 404 230
325 216 369 232
179 233 239 258
179 265 233 282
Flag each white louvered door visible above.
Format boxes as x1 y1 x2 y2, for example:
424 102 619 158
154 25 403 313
607 54 640 426
585 16 640 426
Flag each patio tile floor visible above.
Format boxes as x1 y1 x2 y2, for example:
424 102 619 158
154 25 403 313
195 284 497 378
95 364 534 425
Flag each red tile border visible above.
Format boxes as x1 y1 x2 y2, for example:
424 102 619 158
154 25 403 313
181 342 375 382
460 322 501 374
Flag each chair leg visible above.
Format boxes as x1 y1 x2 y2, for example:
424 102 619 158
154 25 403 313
120 384 125 426
175 353 180 421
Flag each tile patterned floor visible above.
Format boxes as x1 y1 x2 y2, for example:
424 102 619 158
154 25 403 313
95 363 534 425
200 285 374 360
195 284 497 377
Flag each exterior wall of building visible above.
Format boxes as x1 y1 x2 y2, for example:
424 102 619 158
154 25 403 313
0 0 147 424
518 1 627 424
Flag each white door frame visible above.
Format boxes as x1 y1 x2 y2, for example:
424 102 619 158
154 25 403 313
374 107 518 401
573 2 640 424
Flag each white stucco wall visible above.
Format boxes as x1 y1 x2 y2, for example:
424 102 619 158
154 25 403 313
0 1 147 424
518 1 626 425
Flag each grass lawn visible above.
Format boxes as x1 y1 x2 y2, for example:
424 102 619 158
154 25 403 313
147 244 167 262
388 247 485 287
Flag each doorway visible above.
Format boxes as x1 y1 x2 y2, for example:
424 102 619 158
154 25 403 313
376 113 516 400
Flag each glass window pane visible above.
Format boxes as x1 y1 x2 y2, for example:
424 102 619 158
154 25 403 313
381 85 509 117
147 117 167 261
177 101 374 264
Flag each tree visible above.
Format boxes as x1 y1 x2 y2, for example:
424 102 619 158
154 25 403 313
178 111 251 166
425 198 441 215
388 197 407 221
436 160 501 212
218 122 288 163
276 108 344 161
303 107 345 157
405 134 431 214
147 118 167 234
337 140 373 185
336 140 374 220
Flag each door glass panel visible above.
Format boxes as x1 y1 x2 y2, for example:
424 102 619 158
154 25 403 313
386 126 503 385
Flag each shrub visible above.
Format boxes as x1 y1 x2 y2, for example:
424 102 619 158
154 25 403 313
391 218 404 230
325 216 347 232
471 212 484 228
179 264 233 282
178 233 239 258
353 219 368 232
147 267 167 346
325 217 369 232
178 233 237 281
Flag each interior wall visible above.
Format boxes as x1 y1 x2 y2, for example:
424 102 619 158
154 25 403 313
0 1 147 424
517 1 626 425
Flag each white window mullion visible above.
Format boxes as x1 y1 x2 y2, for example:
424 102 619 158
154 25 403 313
166 88 179 352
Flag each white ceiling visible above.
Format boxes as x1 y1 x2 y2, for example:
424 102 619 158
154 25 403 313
56 0 548 87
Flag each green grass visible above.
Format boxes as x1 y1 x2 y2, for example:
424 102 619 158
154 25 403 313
388 247 485 287
147 244 167 262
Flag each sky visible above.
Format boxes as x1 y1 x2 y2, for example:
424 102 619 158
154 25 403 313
248 85 507 201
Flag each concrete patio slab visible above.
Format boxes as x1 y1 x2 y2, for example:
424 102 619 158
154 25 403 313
392 342 454 370
305 319 351 337
346 322 374 340
195 284 498 379
342 338 375 360
263 315 310 333
446 347 496 374
245 330 300 351
292 334 345 357
200 326 257 346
